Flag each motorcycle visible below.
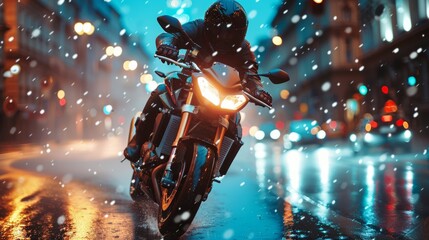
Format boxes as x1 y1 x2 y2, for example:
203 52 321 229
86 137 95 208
126 15 290 238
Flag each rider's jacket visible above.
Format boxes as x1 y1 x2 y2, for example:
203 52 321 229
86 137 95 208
156 19 262 88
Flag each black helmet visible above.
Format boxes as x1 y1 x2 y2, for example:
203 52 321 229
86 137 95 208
204 0 248 53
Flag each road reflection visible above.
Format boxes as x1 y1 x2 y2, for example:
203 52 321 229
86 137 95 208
0 149 161 239
252 141 429 238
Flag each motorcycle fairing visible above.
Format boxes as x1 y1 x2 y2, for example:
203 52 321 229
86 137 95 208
198 62 242 92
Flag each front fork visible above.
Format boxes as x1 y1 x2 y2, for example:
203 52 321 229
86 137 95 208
161 91 193 188
160 91 229 188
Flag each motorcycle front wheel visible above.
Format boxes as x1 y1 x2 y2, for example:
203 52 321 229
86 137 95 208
158 140 216 238
129 170 146 201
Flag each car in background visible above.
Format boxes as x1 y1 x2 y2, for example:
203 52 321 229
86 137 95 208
349 113 412 154
252 122 283 142
283 119 326 149
321 120 347 140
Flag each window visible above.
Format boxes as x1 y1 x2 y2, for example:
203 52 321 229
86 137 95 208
345 38 353 63
396 0 412 31
380 6 394 42
342 4 352 22
418 0 429 19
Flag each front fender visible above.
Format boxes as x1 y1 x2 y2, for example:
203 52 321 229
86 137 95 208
177 137 217 190
158 137 217 236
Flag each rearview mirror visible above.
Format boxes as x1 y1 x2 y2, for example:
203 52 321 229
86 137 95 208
157 15 184 34
157 15 200 49
264 69 290 84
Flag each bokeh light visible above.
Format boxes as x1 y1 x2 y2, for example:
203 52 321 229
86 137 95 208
272 36 283 46
140 74 153 84
57 90 65 99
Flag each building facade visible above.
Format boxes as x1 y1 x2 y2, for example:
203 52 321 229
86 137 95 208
261 0 429 135
359 0 429 135
260 0 363 131
0 0 151 143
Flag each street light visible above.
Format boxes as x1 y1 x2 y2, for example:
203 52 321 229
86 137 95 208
123 60 138 71
113 46 122 57
74 21 95 35
83 22 95 35
140 73 153 84
105 45 122 57
57 90 65 99
105 46 115 56
272 36 283 46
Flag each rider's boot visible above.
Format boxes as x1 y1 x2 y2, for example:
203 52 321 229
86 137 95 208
124 118 146 163
123 87 164 163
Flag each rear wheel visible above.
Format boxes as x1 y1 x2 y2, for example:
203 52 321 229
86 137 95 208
158 141 216 238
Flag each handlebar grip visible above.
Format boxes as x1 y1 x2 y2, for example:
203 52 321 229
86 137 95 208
243 91 272 109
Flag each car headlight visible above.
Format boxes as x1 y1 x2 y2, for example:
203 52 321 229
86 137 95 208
220 94 248 110
288 132 301 142
317 130 326 139
197 77 220 106
349 134 357 142
364 133 374 143
403 130 412 139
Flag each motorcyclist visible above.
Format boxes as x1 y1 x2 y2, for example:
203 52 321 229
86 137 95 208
124 0 272 162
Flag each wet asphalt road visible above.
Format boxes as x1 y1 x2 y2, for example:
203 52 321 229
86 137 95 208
1 136 429 239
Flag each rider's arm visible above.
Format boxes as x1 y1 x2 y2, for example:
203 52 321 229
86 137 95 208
239 40 263 89
155 20 204 49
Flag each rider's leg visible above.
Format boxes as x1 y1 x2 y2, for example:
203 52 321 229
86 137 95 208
124 85 166 162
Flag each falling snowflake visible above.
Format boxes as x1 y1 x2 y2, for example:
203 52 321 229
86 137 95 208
31 29 41 38
57 215 66 225
223 229 234 239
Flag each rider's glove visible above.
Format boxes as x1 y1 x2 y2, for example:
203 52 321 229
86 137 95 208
156 44 179 64
244 80 273 107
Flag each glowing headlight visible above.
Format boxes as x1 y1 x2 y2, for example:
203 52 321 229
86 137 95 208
197 77 220 106
317 130 326 139
221 94 248 110
403 130 412 139
349 134 357 142
364 133 374 142
288 132 301 142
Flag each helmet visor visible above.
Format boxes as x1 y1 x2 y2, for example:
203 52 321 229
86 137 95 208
207 24 247 52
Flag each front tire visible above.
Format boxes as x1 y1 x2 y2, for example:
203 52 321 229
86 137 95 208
158 140 216 238
129 170 146 201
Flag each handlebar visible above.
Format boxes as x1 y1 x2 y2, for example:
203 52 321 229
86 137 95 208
155 54 272 109
154 54 200 72
243 91 272 109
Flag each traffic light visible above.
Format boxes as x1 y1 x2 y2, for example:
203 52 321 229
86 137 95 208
407 75 417 86
358 84 368 96
103 104 113 115
381 85 389 94
3 98 18 117
310 0 325 15
59 98 67 107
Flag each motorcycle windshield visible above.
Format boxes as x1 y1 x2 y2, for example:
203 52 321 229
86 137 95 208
199 62 242 90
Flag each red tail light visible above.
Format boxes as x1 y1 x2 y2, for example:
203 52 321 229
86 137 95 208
396 119 404 127
370 120 378 128
381 115 392 122
329 121 338 129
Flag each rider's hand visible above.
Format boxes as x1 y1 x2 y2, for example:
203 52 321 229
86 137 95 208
156 44 179 64
244 80 272 107
254 88 272 107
